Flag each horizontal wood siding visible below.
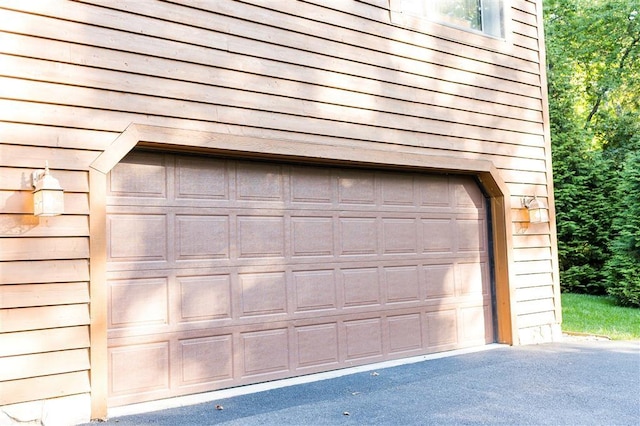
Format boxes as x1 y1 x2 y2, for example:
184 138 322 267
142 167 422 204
0 260 90 285
0 349 90 382
0 70 94 405
1 304 90 333
0 0 557 409
0 282 89 309
0 326 90 358
0 371 91 406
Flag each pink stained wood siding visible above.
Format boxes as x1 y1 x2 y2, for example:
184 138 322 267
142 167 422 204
0 0 558 413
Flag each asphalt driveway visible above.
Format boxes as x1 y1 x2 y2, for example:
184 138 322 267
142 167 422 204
97 339 639 425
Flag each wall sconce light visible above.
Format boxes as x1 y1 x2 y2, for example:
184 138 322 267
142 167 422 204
522 196 549 224
32 161 64 216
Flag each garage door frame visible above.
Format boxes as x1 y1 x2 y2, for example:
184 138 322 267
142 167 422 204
88 123 518 419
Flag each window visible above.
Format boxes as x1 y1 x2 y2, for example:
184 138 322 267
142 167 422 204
398 0 505 38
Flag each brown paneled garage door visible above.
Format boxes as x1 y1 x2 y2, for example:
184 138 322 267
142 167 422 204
106 151 494 407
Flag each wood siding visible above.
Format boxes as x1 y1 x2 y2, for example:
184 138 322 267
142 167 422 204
0 0 558 414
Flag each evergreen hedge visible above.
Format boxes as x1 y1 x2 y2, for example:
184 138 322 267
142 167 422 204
604 150 640 307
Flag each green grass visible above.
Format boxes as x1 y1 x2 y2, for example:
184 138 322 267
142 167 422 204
561 293 640 340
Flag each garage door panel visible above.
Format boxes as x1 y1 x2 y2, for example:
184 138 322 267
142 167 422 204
388 313 423 354
461 306 492 342
175 157 229 200
381 174 416 207
109 277 168 330
419 175 451 207
109 342 170 396
176 215 230 261
292 269 338 313
339 217 378 256
106 261 488 336
108 214 168 262
382 218 419 254
422 218 454 253
236 162 285 202
456 262 490 296
241 328 290 378
239 271 287 317
290 167 333 204
291 216 334 257
341 267 381 308
237 215 285 259
109 152 168 199
107 153 494 406
384 265 421 303
424 263 456 299
453 176 486 209
426 309 458 347
178 335 234 385
457 218 487 252
344 317 384 361
338 170 376 205
294 323 340 369
178 274 231 322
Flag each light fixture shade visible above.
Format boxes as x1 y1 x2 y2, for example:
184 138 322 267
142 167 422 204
526 196 549 224
32 165 64 216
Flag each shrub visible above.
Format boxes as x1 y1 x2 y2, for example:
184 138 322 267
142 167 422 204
604 150 640 307
552 137 616 294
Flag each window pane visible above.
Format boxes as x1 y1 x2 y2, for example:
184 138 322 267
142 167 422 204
399 0 505 39
482 0 505 38
401 0 428 16
429 0 482 32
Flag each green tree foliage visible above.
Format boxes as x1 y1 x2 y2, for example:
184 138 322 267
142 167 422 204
544 0 640 297
604 151 640 307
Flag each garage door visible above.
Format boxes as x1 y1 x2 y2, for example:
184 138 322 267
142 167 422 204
106 151 494 407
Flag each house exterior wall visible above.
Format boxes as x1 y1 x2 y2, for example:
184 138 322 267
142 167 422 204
0 0 560 422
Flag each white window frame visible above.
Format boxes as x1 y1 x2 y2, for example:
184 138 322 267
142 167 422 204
390 0 507 40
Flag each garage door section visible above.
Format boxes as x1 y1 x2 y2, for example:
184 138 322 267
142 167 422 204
106 151 494 406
